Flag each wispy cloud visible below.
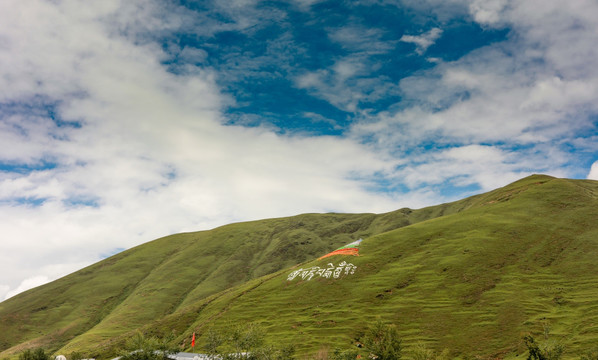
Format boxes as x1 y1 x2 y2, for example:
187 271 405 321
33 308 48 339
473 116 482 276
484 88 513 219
292 0 325 11
400 28 443 55
351 0 598 188
328 25 394 53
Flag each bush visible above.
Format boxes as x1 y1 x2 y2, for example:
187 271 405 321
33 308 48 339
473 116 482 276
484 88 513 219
69 352 84 360
228 322 265 357
19 348 51 360
203 328 224 359
410 342 450 360
119 332 178 360
523 335 563 360
362 320 402 360
202 322 295 360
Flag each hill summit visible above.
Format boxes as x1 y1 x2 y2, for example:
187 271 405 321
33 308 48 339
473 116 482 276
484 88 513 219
1 175 598 359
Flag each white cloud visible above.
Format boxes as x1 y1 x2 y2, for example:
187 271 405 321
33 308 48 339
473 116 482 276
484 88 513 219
1 0 597 301
400 28 443 55
469 0 509 25
394 144 535 192
295 55 400 112
0 285 8 301
394 0 469 21
348 0 598 195
588 161 598 180
4 276 49 300
355 0 598 156
0 0 403 299
292 22 400 112
329 25 393 53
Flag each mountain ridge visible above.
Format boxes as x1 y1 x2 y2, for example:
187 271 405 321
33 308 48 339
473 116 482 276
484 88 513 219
0 184 488 356
3 174 598 359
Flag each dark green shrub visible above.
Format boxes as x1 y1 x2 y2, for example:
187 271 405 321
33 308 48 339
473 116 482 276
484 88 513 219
410 342 450 360
19 348 51 360
119 332 177 360
362 320 402 360
523 335 563 360
69 352 84 360
202 322 295 360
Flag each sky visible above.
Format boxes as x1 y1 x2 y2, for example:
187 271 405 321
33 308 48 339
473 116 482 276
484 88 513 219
1 0 597 301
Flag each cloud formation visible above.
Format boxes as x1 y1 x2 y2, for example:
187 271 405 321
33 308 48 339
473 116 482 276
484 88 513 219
0 0 400 299
352 0 598 187
400 28 443 55
0 0 597 299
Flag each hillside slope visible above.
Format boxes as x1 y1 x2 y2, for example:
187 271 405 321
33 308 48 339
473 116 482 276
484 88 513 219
58 174 597 359
3 175 597 359
162 175 597 359
0 189 484 358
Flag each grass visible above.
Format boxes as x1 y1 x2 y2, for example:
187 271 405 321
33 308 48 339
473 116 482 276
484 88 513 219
0 198 463 358
2 175 598 359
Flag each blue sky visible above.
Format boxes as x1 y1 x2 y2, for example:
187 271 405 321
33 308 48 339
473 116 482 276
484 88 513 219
1 0 597 300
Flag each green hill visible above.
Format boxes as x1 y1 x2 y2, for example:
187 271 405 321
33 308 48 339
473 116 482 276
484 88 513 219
0 194 472 357
2 175 598 359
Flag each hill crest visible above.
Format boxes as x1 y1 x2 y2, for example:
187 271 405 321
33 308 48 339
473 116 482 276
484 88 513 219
2 174 597 359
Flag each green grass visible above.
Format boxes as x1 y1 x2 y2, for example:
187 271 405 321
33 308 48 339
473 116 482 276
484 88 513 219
0 198 464 358
2 175 598 359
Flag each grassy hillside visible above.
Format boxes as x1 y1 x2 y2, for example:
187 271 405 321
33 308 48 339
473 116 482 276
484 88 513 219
165 175 598 359
2 175 597 359
0 193 479 358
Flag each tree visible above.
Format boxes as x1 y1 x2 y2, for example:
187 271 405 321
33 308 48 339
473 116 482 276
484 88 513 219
119 332 178 360
202 322 295 360
523 335 563 360
362 320 402 360
19 348 51 360
204 329 224 360
227 322 265 358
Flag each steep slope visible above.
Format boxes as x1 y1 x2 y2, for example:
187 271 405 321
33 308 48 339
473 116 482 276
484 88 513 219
0 192 484 358
87 175 596 359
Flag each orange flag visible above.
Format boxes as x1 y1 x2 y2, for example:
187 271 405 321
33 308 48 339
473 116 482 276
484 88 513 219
191 332 196 349
319 239 362 259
